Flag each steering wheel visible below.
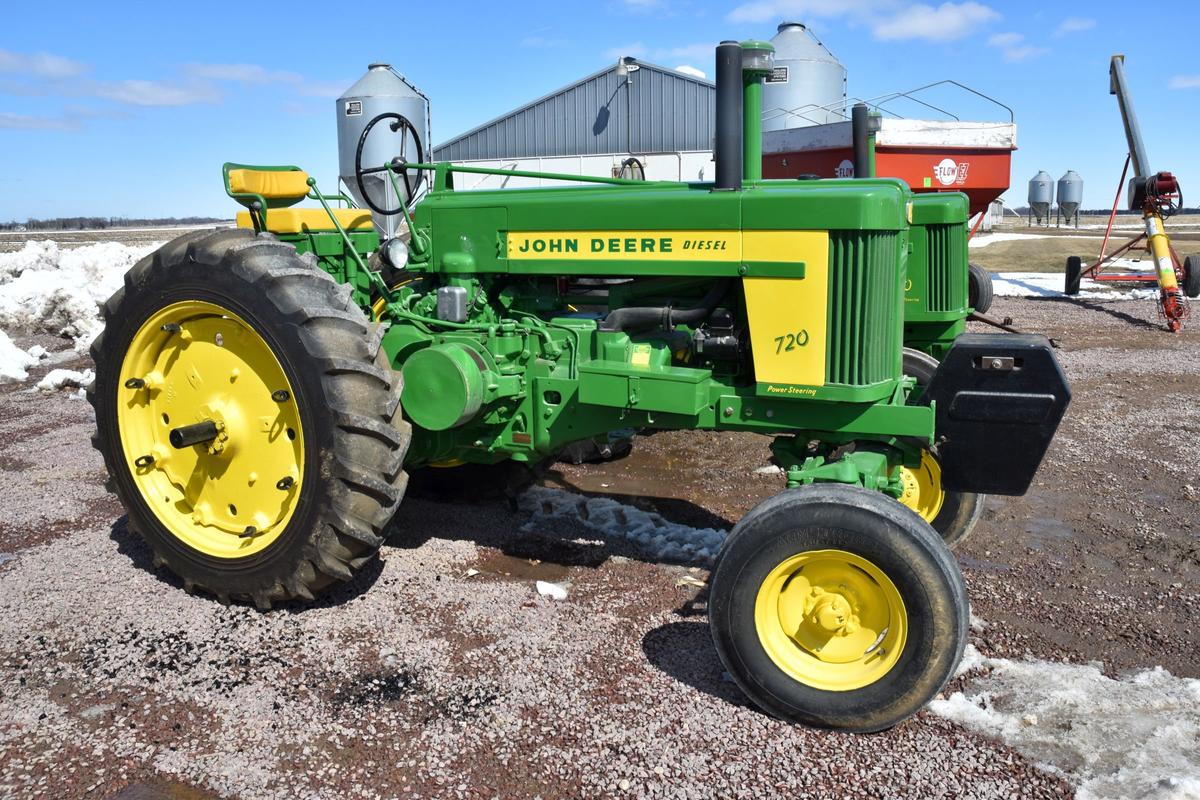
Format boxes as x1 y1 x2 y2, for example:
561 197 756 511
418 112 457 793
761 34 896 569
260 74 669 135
354 112 424 216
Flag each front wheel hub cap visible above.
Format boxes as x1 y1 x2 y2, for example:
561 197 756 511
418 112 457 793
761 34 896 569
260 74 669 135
755 549 907 691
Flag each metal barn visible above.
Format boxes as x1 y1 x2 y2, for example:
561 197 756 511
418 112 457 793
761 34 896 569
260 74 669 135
432 59 716 188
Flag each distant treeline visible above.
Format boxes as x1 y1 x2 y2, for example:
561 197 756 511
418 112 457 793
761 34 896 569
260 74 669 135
0 216 227 232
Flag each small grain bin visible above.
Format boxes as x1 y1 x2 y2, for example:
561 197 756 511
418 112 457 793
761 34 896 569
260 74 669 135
336 64 431 239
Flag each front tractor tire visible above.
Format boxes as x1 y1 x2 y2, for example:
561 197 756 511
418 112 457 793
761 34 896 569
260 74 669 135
709 485 969 732
89 228 410 608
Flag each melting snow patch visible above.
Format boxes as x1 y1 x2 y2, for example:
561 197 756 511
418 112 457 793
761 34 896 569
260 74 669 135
993 271 1160 301
36 368 94 392
519 485 727 566
535 580 568 601
931 645 1200 800
0 329 37 383
0 240 162 351
968 232 1055 248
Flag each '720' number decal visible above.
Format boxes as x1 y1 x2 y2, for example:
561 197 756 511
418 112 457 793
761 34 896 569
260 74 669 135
774 329 810 354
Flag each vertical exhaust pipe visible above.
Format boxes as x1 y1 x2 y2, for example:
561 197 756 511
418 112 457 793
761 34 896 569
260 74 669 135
851 102 872 179
714 41 743 191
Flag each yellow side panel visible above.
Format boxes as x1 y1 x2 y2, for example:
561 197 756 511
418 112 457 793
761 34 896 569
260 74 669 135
235 208 374 233
228 168 311 200
507 230 741 261
742 231 828 388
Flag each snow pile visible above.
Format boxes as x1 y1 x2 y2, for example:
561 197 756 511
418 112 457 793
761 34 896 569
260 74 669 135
993 271 1160 301
930 646 1200 800
36 368 94 392
519 485 727 565
968 232 1054 248
0 240 161 352
0 329 38 383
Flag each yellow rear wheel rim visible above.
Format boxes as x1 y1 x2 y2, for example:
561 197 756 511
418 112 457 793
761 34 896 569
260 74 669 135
898 451 945 523
755 549 907 691
117 301 304 558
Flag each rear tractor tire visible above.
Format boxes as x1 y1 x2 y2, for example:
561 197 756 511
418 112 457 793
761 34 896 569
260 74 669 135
709 484 969 732
89 227 410 609
967 262 994 313
900 348 985 548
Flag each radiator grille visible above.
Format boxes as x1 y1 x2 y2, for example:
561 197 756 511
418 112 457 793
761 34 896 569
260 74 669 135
826 231 902 387
926 223 968 313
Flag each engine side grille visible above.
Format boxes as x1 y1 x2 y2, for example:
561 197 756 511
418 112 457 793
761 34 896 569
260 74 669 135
826 231 902 387
926 222 968 313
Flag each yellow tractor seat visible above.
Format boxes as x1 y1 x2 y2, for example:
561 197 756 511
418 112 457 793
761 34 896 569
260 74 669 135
236 208 375 234
227 168 312 200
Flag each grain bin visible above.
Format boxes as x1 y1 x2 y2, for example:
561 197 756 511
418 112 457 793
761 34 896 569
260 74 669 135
1056 170 1083 227
1028 170 1054 226
762 22 846 132
336 64 431 239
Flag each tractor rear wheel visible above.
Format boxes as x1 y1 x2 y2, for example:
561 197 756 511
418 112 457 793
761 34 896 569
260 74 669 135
901 348 984 547
967 262 993 313
709 484 968 732
1065 256 1082 296
89 228 409 608
1183 255 1200 299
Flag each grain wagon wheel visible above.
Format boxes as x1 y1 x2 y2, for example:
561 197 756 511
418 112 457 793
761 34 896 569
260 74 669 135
89 228 409 608
709 484 968 732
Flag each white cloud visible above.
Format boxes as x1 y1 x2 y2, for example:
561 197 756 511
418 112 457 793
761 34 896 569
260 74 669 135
728 1 1002 42
94 80 221 107
986 31 1022 47
1055 16 1095 36
183 63 302 84
296 81 352 99
872 2 1001 42
621 0 665 11
0 111 80 131
602 41 714 64
985 31 1047 62
0 106 120 132
0 49 88 79
728 0 884 24
674 65 707 79
1169 75 1200 90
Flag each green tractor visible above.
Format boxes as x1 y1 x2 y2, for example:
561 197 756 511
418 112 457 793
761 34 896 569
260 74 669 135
89 41 1069 732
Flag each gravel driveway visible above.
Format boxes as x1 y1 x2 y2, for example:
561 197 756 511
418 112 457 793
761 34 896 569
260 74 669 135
1 294 1196 799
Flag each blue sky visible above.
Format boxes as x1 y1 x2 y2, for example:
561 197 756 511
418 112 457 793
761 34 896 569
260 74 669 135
2 0 1198 220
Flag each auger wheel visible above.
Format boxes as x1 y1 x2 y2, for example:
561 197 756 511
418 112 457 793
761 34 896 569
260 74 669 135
89 228 410 609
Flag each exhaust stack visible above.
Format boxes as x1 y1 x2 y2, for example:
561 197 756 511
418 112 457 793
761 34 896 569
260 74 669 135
714 41 743 191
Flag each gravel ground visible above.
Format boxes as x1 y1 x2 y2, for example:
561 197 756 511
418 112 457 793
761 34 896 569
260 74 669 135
1 291 1197 799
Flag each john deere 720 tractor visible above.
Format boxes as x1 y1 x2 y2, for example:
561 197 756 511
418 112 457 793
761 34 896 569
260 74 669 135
89 41 1069 732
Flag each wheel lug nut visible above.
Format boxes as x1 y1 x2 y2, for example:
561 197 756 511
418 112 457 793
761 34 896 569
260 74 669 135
276 476 295 491
124 378 145 389
160 323 181 334
271 390 290 403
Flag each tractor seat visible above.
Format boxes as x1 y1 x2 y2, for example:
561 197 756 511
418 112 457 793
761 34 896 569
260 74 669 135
234 208 374 234
225 164 374 234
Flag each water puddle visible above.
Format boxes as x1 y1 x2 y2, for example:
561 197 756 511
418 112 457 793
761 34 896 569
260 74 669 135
471 549 572 583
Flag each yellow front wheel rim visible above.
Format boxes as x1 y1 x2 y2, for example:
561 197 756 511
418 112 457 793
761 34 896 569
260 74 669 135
898 451 945 523
755 549 907 691
117 301 304 558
